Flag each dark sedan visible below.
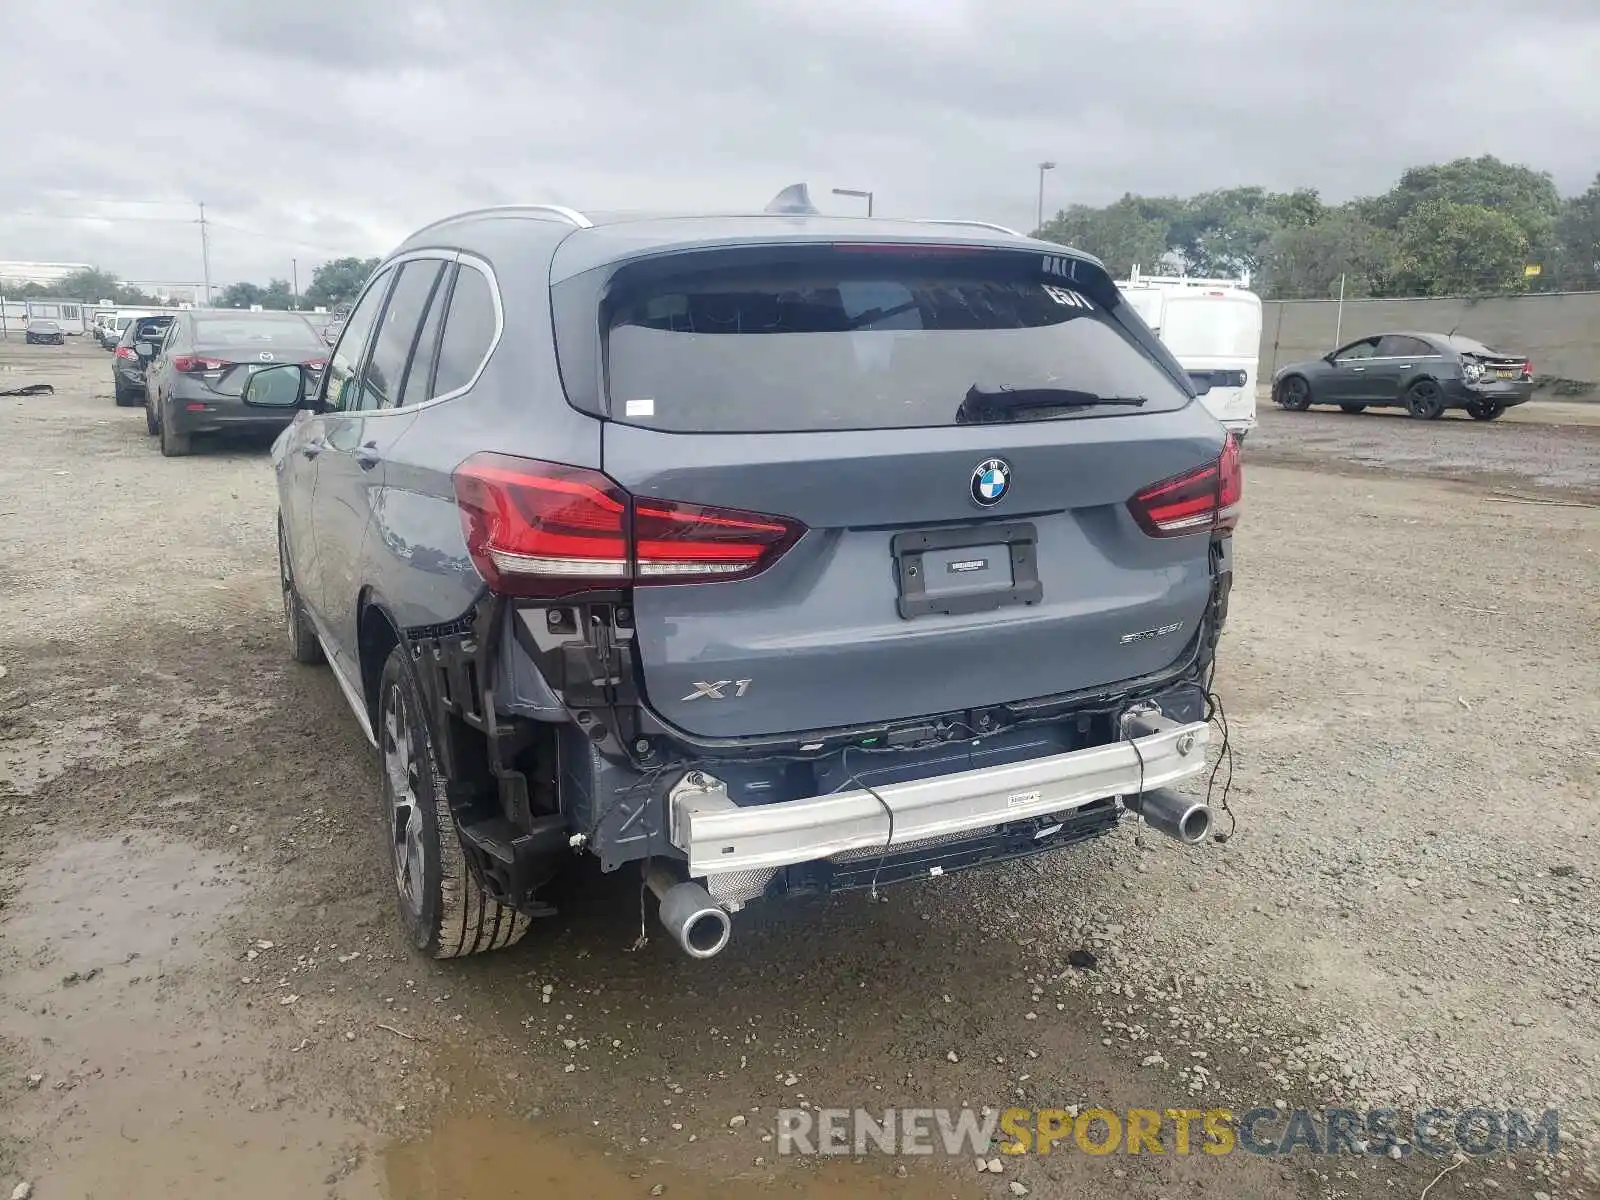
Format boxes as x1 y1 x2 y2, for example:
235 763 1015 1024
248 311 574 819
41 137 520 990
142 310 328 456
25 320 65 346
111 315 175 406
1272 331 1533 421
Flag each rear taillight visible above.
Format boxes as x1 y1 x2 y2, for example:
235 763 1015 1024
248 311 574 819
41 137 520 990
1127 435 1242 538
115 346 137 361
303 358 326 371
171 355 230 373
1523 358 1533 378
451 453 804 596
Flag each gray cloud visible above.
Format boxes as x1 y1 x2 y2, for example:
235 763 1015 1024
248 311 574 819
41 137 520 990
3 0 1596 289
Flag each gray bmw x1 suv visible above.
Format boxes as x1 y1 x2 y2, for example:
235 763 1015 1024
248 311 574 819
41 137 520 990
247 188 1240 961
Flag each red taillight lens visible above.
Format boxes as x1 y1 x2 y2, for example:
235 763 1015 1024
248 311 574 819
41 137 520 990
115 346 136 361
1128 435 1243 538
451 453 804 596
304 358 326 371
1523 358 1533 378
172 355 230 373
634 499 797 579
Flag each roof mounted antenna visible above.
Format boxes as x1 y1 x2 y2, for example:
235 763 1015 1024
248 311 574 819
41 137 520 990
765 183 821 215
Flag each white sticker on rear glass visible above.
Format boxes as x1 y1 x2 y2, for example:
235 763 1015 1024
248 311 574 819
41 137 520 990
625 398 655 417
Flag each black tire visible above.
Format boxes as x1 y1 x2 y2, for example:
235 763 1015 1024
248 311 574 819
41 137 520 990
158 402 192 456
1339 404 1366 415
377 645 532 959
1277 376 1313 411
279 520 325 666
144 393 159 436
1404 379 1446 420
113 379 137 407
1468 401 1506 421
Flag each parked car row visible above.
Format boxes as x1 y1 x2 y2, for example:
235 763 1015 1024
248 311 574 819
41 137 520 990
108 309 328 455
1272 330 1534 420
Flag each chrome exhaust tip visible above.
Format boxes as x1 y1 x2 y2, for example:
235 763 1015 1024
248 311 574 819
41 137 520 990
1125 787 1212 845
646 869 732 959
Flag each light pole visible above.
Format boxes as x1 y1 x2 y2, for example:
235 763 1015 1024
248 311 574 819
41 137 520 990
292 258 299 311
197 201 213 306
1036 162 1056 232
832 187 874 217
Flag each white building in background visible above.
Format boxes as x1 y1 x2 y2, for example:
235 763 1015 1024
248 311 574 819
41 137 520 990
0 261 94 289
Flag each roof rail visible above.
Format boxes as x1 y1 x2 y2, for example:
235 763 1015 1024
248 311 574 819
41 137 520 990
524 204 593 228
408 204 594 238
921 218 1027 238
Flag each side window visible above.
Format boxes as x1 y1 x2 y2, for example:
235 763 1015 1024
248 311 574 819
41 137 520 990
159 319 186 356
1377 334 1428 357
399 265 455 408
320 269 393 413
1336 338 1378 361
431 265 497 397
358 260 446 411
63 304 80 319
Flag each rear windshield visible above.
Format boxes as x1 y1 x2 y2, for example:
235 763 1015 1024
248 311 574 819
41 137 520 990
1159 296 1260 359
194 315 322 347
600 253 1189 433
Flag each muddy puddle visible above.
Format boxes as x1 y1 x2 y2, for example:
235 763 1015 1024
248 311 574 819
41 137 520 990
0 831 975 1200
0 832 378 1198
382 1114 975 1200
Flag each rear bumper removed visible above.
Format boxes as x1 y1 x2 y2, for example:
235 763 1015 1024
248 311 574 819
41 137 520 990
667 706 1209 903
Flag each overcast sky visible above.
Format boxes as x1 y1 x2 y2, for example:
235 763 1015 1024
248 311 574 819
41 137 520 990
3 0 1597 290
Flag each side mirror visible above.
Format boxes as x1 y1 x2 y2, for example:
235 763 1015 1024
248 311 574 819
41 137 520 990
134 341 155 358
241 362 308 409
1323 351 1338 364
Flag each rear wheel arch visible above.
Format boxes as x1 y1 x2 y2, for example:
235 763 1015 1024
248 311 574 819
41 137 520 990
357 592 402 730
1395 370 1439 399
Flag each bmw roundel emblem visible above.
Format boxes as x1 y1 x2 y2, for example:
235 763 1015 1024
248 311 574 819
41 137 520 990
971 457 1011 507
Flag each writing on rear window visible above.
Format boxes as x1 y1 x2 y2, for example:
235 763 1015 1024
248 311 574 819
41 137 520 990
1042 285 1093 309
1041 255 1082 281
601 252 1188 434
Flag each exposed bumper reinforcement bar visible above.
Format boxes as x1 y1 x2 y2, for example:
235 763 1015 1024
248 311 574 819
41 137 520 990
667 709 1209 879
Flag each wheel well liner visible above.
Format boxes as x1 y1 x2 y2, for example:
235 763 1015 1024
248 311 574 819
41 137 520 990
357 594 401 729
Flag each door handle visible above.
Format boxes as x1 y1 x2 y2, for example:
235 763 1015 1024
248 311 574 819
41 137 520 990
356 441 381 471
301 438 325 459
1397 363 1412 368
1351 366 1366 372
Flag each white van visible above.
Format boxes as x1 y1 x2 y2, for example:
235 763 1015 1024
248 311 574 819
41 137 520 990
1117 268 1262 437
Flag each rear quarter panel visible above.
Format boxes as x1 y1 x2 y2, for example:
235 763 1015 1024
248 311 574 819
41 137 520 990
363 224 604 634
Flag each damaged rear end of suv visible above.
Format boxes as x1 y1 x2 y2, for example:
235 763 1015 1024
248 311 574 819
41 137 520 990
261 193 1239 961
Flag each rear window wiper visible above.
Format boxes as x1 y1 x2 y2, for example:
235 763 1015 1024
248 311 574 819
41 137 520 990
959 385 1149 423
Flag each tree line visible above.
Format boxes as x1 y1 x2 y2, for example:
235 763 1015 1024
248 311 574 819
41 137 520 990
0 256 382 311
1034 156 1600 300
13 161 1600 308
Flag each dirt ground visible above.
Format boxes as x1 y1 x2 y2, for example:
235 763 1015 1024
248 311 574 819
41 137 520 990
1248 403 1600 501
2 340 1597 1200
